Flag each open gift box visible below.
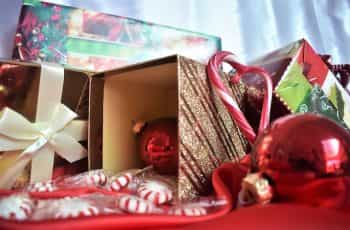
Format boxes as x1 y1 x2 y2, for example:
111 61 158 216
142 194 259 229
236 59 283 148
0 55 249 200
0 60 92 189
89 55 250 200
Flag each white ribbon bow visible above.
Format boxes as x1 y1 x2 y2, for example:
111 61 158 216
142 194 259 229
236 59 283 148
0 104 87 188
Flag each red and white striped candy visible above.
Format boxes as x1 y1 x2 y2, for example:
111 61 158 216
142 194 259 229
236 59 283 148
116 195 155 214
169 206 207 216
27 181 56 192
207 51 273 144
137 180 173 205
52 197 99 219
85 171 108 186
0 194 34 220
109 172 133 192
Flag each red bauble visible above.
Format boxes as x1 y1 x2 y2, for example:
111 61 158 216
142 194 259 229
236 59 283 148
138 118 178 174
253 114 350 175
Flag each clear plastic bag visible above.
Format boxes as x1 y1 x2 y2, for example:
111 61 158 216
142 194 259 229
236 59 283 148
0 169 228 221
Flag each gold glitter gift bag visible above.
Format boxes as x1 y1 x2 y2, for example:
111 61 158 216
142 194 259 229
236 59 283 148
89 55 249 200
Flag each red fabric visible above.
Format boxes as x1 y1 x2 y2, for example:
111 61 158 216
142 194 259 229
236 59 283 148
235 155 350 211
1 160 350 229
178 161 350 230
0 163 232 230
270 170 350 211
175 204 350 230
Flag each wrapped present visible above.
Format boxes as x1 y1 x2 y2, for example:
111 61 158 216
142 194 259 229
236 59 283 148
13 0 221 72
244 39 350 129
296 85 348 129
89 55 249 200
0 60 90 189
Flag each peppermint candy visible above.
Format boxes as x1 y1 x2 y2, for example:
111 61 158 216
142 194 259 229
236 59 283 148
109 173 133 192
27 181 56 192
116 195 156 214
137 180 173 205
85 171 108 186
0 194 34 220
52 197 99 219
169 206 207 216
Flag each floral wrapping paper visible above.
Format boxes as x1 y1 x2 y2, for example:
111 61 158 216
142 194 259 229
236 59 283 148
13 0 221 71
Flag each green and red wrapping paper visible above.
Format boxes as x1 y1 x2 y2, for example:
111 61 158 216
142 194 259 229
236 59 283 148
245 39 350 129
13 0 221 71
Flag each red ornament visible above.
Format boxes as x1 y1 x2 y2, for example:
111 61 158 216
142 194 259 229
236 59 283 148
207 51 350 208
137 118 178 174
253 114 350 175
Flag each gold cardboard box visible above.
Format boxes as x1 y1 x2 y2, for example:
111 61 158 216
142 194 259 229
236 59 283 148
89 55 249 200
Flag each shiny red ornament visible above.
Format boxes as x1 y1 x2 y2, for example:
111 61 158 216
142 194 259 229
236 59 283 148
138 118 178 174
252 114 350 175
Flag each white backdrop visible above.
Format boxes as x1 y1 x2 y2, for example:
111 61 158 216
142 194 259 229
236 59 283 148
1 0 349 63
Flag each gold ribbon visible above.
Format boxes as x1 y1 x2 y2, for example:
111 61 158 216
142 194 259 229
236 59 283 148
0 63 87 188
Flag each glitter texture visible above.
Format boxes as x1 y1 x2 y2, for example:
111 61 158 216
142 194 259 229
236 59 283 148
178 57 249 200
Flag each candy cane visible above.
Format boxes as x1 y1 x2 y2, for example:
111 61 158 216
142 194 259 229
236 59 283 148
137 180 173 205
116 195 156 214
169 206 207 216
109 172 133 192
0 194 34 220
207 51 273 144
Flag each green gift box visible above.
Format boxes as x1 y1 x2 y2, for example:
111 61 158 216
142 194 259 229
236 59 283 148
245 39 350 129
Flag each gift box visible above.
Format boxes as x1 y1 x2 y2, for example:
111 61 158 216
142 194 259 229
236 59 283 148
244 39 350 129
89 55 249 200
0 60 91 189
13 0 221 72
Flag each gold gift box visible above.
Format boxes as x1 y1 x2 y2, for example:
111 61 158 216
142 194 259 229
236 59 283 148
89 55 249 200
0 60 91 188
